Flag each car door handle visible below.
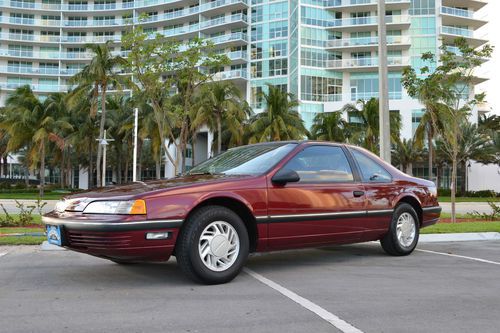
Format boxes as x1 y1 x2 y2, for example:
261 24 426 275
353 191 365 197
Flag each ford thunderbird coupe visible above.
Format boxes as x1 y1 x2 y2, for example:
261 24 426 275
43 141 441 284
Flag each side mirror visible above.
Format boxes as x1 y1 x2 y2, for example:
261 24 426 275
271 168 300 185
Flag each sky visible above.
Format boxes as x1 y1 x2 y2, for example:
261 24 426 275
477 1 499 115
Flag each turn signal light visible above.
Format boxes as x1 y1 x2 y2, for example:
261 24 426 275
130 200 147 215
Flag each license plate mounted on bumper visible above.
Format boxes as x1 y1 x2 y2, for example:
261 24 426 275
46 225 62 246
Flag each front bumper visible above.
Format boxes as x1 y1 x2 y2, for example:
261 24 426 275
42 214 183 261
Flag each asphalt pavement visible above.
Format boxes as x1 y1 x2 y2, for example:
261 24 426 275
1 241 499 333
0 199 495 215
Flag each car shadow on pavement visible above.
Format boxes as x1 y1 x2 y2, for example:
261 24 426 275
247 242 388 272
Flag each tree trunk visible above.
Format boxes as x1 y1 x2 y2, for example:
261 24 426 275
216 113 222 155
116 144 122 185
124 157 129 183
24 166 29 187
451 157 457 224
60 152 65 188
407 162 413 176
66 147 72 188
96 85 107 188
155 159 161 179
137 139 142 181
88 141 93 189
39 141 45 197
460 161 467 196
427 127 434 182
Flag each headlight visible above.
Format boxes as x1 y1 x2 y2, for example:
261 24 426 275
83 200 147 215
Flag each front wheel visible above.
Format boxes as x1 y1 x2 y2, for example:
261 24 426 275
176 205 249 284
381 203 419 256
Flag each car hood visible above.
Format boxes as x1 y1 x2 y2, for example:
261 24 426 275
64 174 248 200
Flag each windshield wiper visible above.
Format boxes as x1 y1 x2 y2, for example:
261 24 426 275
187 171 225 176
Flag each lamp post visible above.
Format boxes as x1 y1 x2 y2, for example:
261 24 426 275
378 0 391 163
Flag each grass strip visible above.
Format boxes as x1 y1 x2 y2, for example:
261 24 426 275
421 222 500 234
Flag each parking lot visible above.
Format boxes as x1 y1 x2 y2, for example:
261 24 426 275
1 241 499 333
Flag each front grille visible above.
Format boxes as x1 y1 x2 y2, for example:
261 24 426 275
66 230 132 250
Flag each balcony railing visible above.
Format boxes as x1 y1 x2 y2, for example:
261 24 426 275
441 6 475 18
326 0 410 7
326 35 410 48
142 6 199 23
1 66 61 75
200 0 248 11
207 32 248 44
441 26 474 38
327 56 409 68
200 14 247 29
329 15 409 28
227 50 247 61
212 69 248 81
0 48 128 59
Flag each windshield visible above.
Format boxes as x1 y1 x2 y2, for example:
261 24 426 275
188 143 297 176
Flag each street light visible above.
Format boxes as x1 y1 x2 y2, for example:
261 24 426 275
378 0 391 163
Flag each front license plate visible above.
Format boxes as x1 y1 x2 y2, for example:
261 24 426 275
46 225 62 246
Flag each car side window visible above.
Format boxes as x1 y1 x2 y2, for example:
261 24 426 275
350 149 392 183
283 146 354 183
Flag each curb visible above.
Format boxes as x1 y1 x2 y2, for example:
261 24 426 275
40 241 67 251
419 232 500 243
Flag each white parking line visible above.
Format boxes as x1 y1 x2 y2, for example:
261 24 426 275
416 249 500 266
0 252 8 258
244 268 364 333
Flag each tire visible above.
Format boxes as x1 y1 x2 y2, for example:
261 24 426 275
381 203 420 256
176 205 249 284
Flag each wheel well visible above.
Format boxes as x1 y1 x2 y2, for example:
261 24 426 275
183 197 259 253
398 196 423 226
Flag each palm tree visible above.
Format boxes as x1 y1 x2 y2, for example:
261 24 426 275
70 41 126 187
0 86 71 196
392 138 423 176
193 82 249 155
341 98 401 154
249 85 308 142
310 111 349 142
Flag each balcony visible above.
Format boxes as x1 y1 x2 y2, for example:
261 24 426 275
327 56 409 71
327 15 410 32
441 0 487 11
207 32 248 47
200 14 248 34
440 6 486 29
326 0 410 12
160 24 200 38
199 0 249 16
440 26 487 47
227 50 247 64
212 69 248 82
61 35 122 43
4 0 61 10
140 6 199 25
325 35 411 51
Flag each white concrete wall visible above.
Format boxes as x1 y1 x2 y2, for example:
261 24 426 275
467 161 500 192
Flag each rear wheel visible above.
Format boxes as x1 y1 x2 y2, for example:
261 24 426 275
176 205 249 284
381 203 419 256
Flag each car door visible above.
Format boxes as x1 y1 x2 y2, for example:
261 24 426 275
266 145 368 250
348 147 400 239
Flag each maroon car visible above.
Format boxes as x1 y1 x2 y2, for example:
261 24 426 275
43 141 441 284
